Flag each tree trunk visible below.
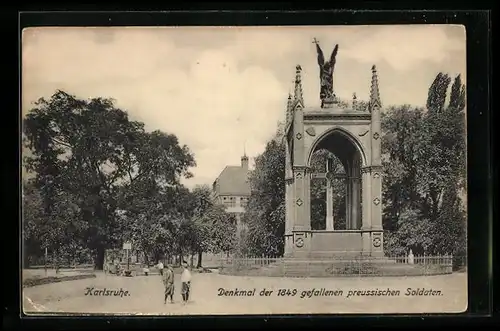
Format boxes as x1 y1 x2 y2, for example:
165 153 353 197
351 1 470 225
190 254 194 267
94 246 105 270
153 250 160 264
197 251 203 268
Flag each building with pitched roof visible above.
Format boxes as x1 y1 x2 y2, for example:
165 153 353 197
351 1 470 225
212 154 251 233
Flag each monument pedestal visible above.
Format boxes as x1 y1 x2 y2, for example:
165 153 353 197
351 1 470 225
321 97 338 109
285 229 385 258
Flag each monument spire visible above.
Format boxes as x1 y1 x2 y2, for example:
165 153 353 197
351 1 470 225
294 65 304 106
286 92 293 125
370 65 382 109
370 64 382 167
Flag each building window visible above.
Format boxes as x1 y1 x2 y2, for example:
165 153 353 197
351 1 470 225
240 197 248 208
223 196 236 207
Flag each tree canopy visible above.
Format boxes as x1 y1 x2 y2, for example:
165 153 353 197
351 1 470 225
241 130 286 257
383 73 466 257
23 90 236 269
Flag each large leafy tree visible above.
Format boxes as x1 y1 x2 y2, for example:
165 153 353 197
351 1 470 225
205 204 238 255
118 182 196 265
23 180 45 266
426 72 452 114
189 185 216 267
382 73 466 256
381 105 426 235
23 90 195 269
242 131 285 257
23 178 88 267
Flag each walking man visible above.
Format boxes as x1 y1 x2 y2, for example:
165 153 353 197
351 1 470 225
163 264 175 304
180 261 192 304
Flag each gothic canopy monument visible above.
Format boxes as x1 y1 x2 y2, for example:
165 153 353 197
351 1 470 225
284 39 384 258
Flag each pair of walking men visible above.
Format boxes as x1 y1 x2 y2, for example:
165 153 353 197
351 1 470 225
163 262 192 304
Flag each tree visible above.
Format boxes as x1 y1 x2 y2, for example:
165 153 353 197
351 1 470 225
23 177 85 269
431 181 466 256
416 74 466 220
382 73 466 257
426 72 451 113
243 132 285 257
448 74 466 113
384 207 433 256
186 203 238 262
23 90 195 269
46 190 87 269
190 185 215 217
23 180 44 266
381 105 426 223
117 181 197 265
208 205 238 255
189 185 216 267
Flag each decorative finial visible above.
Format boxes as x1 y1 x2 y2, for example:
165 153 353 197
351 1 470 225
294 65 303 105
286 92 293 125
370 65 382 109
243 140 247 158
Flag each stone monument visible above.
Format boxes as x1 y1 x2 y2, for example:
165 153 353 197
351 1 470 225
283 40 384 259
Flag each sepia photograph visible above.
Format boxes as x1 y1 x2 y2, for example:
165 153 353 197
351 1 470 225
21 25 467 315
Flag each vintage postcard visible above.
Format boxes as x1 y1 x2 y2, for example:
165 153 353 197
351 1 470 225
21 25 467 315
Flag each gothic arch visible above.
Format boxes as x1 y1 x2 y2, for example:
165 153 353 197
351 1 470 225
306 127 367 169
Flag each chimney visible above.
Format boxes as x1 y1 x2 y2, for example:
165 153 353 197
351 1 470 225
241 154 249 171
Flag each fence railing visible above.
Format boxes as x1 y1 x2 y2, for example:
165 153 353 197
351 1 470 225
219 254 462 277
221 256 281 270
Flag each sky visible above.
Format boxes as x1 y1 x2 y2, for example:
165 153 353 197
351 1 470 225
22 25 466 189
